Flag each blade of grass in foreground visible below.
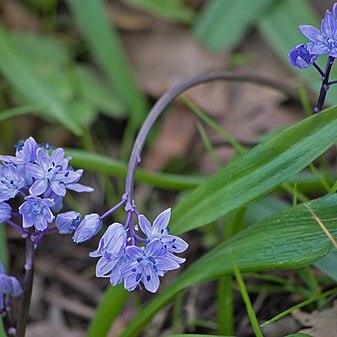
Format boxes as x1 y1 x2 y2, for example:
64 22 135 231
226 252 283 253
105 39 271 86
87 285 129 337
119 194 337 337
171 105 337 234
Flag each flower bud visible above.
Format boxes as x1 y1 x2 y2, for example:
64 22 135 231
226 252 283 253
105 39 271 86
72 213 102 243
56 211 81 234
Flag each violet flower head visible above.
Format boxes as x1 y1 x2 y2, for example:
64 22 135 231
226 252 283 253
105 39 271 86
90 223 127 286
73 213 102 243
121 239 180 293
0 260 22 314
27 147 85 197
56 211 81 234
19 196 55 231
0 202 12 223
0 165 25 202
299 10 337 57
288 43 318 69
138 209 188 254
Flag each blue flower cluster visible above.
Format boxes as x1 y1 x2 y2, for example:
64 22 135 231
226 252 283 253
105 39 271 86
0 260 22 315
0 137 93 242
289 3 337 68
90 208 188 293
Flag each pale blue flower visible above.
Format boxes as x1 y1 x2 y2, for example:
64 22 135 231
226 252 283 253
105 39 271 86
0 202 12 223
121 239 180 293
90 223 127 286
73 213 102 243
138 209 188 254
299 10 337 56
56 211 81 234
0 165 25 202
19 196 55 231
0 260 22 313
288 43 318 68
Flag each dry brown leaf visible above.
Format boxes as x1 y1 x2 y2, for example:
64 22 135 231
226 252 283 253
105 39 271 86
123 26 229 116
2 0 41 32
143 106 197 170
293 300 337 337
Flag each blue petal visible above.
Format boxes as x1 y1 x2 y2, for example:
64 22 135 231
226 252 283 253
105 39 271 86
143 267 160 293
155 256 180 271
8 276 22 297
309 43 330 55
152 208 171 235
124 273 140 291
29 179 48 196
321 10 336 38
138 214 152 237
299 25 324 43
145 239 162 257
125 245 143 259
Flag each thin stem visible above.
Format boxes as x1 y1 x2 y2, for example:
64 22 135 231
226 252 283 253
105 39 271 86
327 79 337 86
313 62 325 78
16 229 35 337
124 71 298 203
6 220 28 238
314 56 335 113
100 198 126 220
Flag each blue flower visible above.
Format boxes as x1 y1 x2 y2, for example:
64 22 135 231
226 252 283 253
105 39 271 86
0 137 38 166
138 209 188 254
0 165 25 202
27 147 80 197
0 260 22 314
288 43 318 69
299 10 337 56
90 223 127 286
19 196 55 231
56 211 81 234
72 213 102 243
120 239 180 293
0 202 12 223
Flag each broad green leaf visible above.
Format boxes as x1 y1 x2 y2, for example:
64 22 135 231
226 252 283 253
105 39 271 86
193 0 277 51
87 285 129 337
68 0 147 123
285 334 313 337
120 194 337 337
0 26 81 135
67 149 202 191
124 0 195 23
0 104 43 123
171 106 337 234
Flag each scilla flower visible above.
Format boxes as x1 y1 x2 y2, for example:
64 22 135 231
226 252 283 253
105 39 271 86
288 43 318 69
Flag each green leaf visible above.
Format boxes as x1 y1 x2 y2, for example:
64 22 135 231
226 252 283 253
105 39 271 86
87 285 129 337
124 0 195 23
314 250 337 282
193 0 277 51
66 149 202 191
67 0 147 122
119 194 337 337
0 26 82 135
171 106 337 235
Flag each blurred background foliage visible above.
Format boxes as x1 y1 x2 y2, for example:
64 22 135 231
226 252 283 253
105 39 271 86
2 1 337 337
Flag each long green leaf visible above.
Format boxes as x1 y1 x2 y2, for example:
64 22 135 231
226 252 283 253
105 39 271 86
171 106 337 234
193 0 277 51
66 149 202 191
124 0 195 23
67 0 147 122
87 285 129 337
120 194 337 337
0 26 82 135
